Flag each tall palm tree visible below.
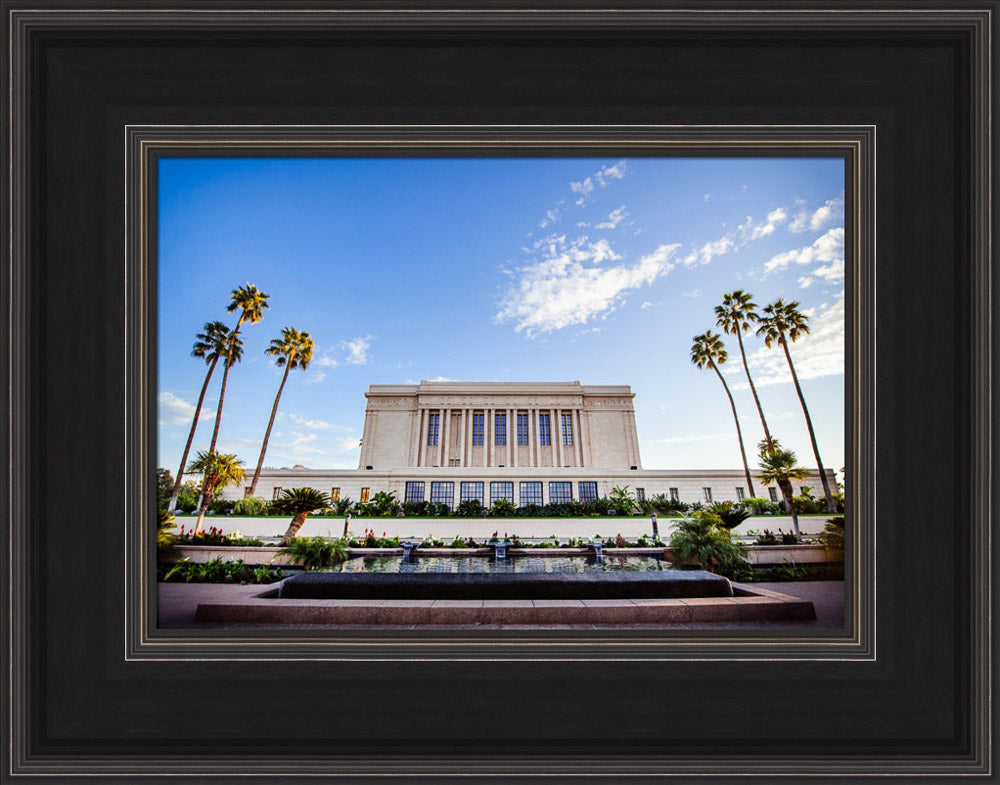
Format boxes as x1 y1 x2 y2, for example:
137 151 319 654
186 451 246 534
715 290 774 450
246 327 314 497
205 283 270 454
757 298 836 512
757 439 810 537
167 320 229 513
691 331 756 498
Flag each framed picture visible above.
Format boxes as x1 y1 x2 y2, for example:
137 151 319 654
4 3 993 782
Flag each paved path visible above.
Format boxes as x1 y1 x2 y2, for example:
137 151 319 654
157 580 845 630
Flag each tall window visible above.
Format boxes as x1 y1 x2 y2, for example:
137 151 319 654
703 487 713 503
490 481 514 505
669 487 679 502
472 413 484 445
538 414 551 445
519 481 543 507
427 412 440 445
768 487 779 502
549 481 572 504
516 413 529 445
430 481 454 510
404 481 424 503
561 413 573 446
331 487 340 501
360 487 370 503
579 481 598 503
735 487 745 501
460 481 484 505
495 413 506 445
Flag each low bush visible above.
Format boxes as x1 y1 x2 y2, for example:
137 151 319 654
669 511 748 575
158 557 283 583
816 516 845 550
173 525 265 547
707 500 751 530
278 536 350 571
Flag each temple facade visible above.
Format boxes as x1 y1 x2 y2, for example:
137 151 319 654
220 380 835 508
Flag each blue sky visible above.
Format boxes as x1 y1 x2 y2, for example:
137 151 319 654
158 156 845 479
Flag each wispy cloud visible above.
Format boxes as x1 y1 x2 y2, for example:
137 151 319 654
645 433 730 445
158 391 212 426
342 335 374 365
289 414 353 432
570 161 628 205
335 437 362 453
763 227 843 276
496 235 680 336
789 196 843 233
539 204 562 229
679 206 788 268
595 205 629 229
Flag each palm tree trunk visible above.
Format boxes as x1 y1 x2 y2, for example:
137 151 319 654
779 479 799 537
736 329 773 448
712 363 756 497
781 338 836 512
282 511 309 542
168 355 219 513
248 361 292 497
194 481 215 534
197 359 234 510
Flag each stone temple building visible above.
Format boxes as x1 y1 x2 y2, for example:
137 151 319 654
222 380 835 509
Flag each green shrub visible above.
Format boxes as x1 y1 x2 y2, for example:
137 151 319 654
157 508 177 550
650 494 690 514
175 494 197 513
740 496 781 515
707 500 751 530
158 557 282 584
669 511 748 575
816 516 845 550
456 499 484 517
233 496 268 516
278 536 349 571
489 498 516 517
754 529 780 545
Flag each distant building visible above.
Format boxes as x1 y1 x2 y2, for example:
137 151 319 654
221 380 834 508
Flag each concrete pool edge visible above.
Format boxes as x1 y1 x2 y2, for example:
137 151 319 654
193 585 816 625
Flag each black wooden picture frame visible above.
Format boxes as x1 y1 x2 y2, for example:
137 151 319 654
2 3 995 782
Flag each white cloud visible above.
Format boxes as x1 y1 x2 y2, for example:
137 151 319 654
288 414 352 432
595 205 629 229
763 227 844 275
742 291 845 387
703 192 712 202
681 235 735 267
539 206 561 228
314 352 339 368
342 335 374 365
158 391 211 425
681 289 701 299
789 197 842 233
645 433 730 445
496 236 680 336
304 370 327 384
679 206 790 268
570 160 627 204
335 437 362 453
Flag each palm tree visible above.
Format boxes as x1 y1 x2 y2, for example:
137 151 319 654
195 330 244 510
757 298 836 512
669 510 747 575
246 327 314 497
167 321 230 513
757 439 809 537
715 290 774 449
691 331 756 497
205 283 270 455
186 451 246 534
271 487 332 542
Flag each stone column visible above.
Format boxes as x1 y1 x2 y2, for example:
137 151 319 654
459 408 467 467
511 408 518 467
486 408 493 467
507 407 514 466
552 407 562 466
416 409 425 467
441 407 450 467
573 408 584 466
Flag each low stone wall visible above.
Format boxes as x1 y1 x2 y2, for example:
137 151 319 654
162 543 840 567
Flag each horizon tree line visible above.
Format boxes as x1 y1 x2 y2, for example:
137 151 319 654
691 289 837 532
166 282 315 533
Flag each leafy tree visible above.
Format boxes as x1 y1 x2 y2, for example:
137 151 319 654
669 510 748 575
271 487 332 542
757 298 836 512
167 321 231 513
691 330 756 497
757 439 810 537
368 490 400 516
715 290 774 451
157 468 174 510
186 451 246 533
246 326 314 497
